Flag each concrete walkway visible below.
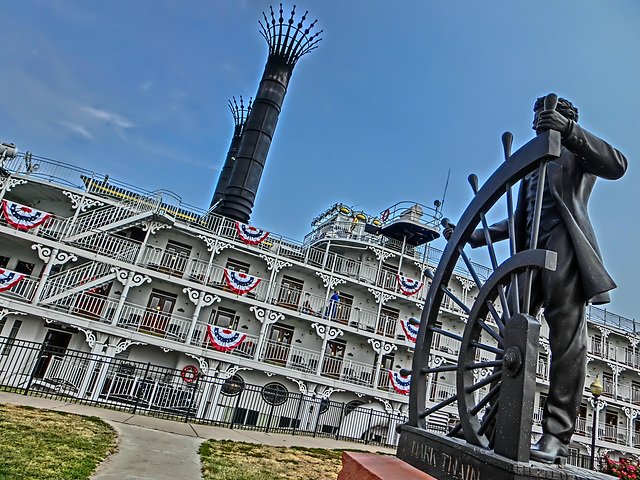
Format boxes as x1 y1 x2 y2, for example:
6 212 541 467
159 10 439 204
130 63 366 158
0 391 395 479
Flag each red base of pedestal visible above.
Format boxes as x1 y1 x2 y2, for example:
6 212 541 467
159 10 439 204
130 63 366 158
337 452 437 480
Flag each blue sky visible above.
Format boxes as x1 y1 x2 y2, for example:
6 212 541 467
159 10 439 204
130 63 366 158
2 1 640 320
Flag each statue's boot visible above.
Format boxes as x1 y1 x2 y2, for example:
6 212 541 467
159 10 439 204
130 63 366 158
530 433 568 465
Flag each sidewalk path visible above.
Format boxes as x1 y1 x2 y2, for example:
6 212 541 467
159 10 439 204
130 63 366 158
0 391 395 479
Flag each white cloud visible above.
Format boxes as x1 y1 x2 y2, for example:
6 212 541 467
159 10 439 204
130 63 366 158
81 106 135 130
59 121 93 140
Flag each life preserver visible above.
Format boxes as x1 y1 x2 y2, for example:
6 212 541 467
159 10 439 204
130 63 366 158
381 209 390 221
181 365 199 383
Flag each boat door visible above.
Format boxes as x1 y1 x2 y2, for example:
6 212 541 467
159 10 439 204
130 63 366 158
143 290 176 334
264 324 294 365
377 352 395 390
321 339 346 379
277 276 303 310
32 329 72 378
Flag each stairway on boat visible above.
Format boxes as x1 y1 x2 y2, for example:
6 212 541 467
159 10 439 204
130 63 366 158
38 261 115 305
62 198 157 242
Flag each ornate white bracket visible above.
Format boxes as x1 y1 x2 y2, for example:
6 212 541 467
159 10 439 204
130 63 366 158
182 287 220 307
594 325 612 341
0 308 27 322
115 340 146 355
315 272 346 290
31 244 77 265
311 322 343 340
318 386 344 399
626 334 640 349
259 254 292 273
141 221 172 235
287 377 311 396
250 306 283 325
111 267 152 287
62 191 104 212
367 245 396 262
456 276 475 293
624 407 639 419
415 302 424 311
77 327 100 349
221 365 251 380
367 288 397 305
185 353 210 376
197 235 232 255
368 338 397 355
0 177 27 192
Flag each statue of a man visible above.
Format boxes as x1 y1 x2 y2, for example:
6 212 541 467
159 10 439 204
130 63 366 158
450 94 627 463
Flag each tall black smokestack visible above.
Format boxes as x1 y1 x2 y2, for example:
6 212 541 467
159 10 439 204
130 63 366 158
216 4 322 222
210 96 252 209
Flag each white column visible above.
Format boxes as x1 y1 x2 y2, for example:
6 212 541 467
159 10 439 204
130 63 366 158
368 339 397 389
311 323 343 376
110 268 151 326
30 245 77 305
251 307 283 361
184 288 220 344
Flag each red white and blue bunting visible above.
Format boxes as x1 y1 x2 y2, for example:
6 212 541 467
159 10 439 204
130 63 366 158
2 200 52 230
396 274 424 296
0 268 25 293
224 269 262 295
400 319 418 343
206 325 247 352
389 371 411 395
235 222 270 245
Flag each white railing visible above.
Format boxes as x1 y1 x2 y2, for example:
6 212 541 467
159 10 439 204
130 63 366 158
69 231 140 263
429 381 456 403
536 358 549 380
42 355 88 392
5 275 38 302
41 261 113 301
64 200 151 238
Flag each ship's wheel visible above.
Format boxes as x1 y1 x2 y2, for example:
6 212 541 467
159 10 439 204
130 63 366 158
406 96 564 457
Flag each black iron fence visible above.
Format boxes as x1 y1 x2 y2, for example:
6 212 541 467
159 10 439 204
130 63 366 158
0 335 415 447
0 335 611 464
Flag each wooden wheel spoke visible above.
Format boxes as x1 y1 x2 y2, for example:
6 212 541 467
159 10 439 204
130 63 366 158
421 365 457 374
465 360 502 371
470 383 501 415
447 422 462 438
476 319 503 347
464 371 501 394
477 399 499 436
470 341 502 356
419 394 458 419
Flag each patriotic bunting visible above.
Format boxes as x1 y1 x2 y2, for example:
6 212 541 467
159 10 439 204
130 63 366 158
2 200 52 230
396 274 424 296
206 325 247 352
224 269 262 295
235 222 270 245
0 268 25 293
400 318 418 343
389 371 411 395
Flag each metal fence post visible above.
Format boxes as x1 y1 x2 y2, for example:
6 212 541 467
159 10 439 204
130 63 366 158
24 342 50 395
184 372 200 423
132 362 151 415
312 399 323 438
265 398 276 434
365 408 374 444
230 389 243 430
336 402 346 440
291 393 304 436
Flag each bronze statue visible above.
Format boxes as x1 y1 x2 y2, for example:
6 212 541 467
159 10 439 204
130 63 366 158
453 94 627 463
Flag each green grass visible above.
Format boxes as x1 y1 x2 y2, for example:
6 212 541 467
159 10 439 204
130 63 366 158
200 439 373 480
0 403 117 480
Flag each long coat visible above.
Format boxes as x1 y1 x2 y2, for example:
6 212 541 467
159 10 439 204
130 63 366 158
472 121 627 304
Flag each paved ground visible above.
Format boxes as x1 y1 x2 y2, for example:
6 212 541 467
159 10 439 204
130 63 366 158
0 391 395 479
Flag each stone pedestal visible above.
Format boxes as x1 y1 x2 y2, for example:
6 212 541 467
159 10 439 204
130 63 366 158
396 425 613 480
338 451 436 480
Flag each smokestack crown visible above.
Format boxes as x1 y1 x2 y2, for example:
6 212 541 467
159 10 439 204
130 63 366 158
260 4 322 68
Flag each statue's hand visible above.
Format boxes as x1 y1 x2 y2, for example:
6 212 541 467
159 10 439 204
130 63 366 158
535 109 571 137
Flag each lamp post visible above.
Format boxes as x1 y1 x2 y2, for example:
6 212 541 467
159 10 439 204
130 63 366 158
590 376 603 470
